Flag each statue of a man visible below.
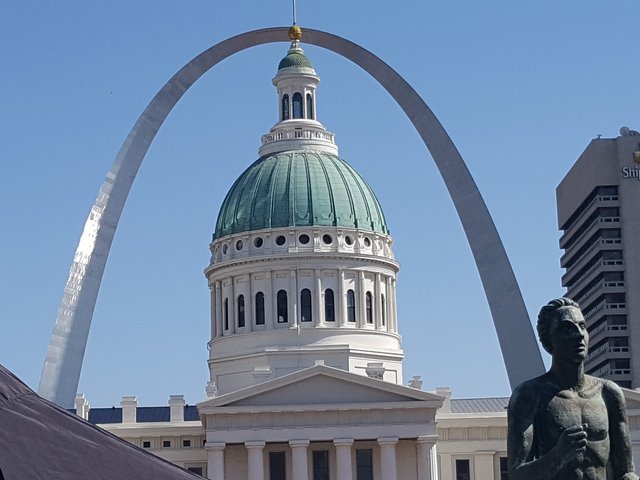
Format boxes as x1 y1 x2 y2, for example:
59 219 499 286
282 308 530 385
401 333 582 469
508 298 638 479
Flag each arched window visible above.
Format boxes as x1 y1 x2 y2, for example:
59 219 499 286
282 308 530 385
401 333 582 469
237 295 245 328
301 289 312 322
277 290 288 323
324 289 335 322
366 291 373 324
306 93 313 119
292 92 303 119
381 294 386 326
282 94 289 121
224 298 229 330
255 292 265 325
347 289 356 323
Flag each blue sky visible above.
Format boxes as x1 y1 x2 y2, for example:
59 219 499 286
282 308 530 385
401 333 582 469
2 1 639 407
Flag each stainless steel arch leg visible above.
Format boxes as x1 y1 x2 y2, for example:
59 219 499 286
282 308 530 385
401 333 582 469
39 27 543 407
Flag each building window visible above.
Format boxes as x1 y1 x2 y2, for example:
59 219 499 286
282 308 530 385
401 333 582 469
347 289 356 322
313 450 329 480
187 466 203 475
356 449 373 480
270 452 286 480
277 290 288 323
255 292 265 325
381 293 386 326
366 291 373 323
162 440 171 448
455 459 471 480
499 457 509 480
293 92 303 118
224 298 229 330
306 93 314 119
142 441 151 448
282 94 289 121
182 439 191 448
237 295 245 328
301 288 312 322
324 289 335 322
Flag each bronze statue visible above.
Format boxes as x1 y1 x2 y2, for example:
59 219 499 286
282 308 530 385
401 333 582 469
507 298 638 479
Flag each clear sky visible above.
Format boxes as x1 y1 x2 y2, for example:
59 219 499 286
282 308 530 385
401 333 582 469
2 1 639 408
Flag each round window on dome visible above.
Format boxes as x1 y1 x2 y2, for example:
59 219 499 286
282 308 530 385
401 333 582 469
254 237 264 248
275 235 287 246
344 235 353 246
236 240 244 251
298 234 310 245
322 234 333 245
364 237 371 247
222 244 228 255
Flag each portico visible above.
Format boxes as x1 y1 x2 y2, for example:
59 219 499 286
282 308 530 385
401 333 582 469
198 365 443 480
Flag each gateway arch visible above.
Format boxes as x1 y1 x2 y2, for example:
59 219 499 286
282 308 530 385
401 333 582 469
39 27 544 408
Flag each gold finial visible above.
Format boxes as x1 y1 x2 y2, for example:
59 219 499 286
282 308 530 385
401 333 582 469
288 24 302 40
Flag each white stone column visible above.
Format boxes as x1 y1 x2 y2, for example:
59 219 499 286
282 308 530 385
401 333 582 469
384 277 391 331
230 277 236 334
416 435 438 480
334 438 353 480
245 441 265 480
474 450 495 480
375 273 382 329
378 437 399 480
315 269 324 327
266 271 275 329
338 269 346 326
246 274 253 332
205 442 225 480
210 281 216 338
290 269 298 327
358 271 366 327
391 278 398 332
215 281 222 338
290 439 310 480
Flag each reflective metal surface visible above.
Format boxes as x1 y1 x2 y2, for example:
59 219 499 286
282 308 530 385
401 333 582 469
39 27 544 408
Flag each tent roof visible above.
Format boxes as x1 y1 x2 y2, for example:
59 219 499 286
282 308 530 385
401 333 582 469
0 364 202 479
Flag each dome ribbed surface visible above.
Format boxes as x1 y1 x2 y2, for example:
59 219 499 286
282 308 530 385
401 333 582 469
278 51 314 70
215 151 388 238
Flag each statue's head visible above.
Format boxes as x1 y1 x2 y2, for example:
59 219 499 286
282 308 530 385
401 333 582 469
537 298 589 361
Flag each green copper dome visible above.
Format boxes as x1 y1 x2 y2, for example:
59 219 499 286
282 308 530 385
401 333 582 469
278 51 314 70
215 151 389 238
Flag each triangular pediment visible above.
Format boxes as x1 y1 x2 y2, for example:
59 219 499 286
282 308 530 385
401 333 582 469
198 365 443 410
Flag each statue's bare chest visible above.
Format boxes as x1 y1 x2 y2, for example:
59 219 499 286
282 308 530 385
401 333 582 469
535 383 610 472
540 392 609 441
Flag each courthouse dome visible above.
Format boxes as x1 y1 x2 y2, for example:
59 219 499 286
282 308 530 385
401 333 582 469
214 150 389 238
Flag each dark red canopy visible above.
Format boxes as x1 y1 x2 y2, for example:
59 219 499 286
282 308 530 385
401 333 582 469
0 364 202 479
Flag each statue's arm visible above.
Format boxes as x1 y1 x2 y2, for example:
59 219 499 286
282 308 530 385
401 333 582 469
507 382 585 480
603 381 638 480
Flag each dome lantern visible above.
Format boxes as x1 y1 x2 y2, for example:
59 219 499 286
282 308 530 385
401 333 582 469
259 27 338 156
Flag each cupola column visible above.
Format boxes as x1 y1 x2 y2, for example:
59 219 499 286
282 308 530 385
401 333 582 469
290 269 298 327
385 276 392 331
264 272 278 329
375 273 383 329
359 271 366 327
215 281 223 338
315 269 324 327
246 275 253 332
230 277 236 334
391 278 398 332
338 269 346 326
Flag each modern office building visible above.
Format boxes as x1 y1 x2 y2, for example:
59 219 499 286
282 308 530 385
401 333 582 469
557 129 640 388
